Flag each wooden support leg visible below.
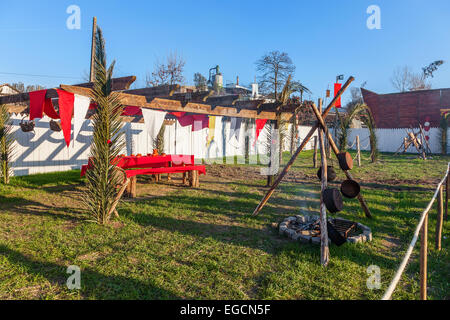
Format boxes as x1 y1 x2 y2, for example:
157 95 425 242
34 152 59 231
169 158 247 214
107 177 130 221
310 103 372 219
182 172 187 184
420 212 428 300
435 185 444 250
318 99 330 267
130 176 137 198
188 170 194 187
251 76 355 216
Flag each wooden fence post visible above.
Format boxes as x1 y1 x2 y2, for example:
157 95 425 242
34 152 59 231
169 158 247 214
420 212 428 300
445 175 449 221
313 136 318 168
435 185 444 250
356 135 361 167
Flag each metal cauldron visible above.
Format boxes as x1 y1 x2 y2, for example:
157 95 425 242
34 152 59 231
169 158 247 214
340 179 360 199
317 166 337 182
337 152 353 171
322 188 343 213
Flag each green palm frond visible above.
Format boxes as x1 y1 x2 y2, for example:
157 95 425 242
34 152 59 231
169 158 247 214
0 104 15 184
85 27 125 225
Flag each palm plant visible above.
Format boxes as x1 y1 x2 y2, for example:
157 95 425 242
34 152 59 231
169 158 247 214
0 104 14 184
337 103 378 162
154 123 165 154
85 27 125 224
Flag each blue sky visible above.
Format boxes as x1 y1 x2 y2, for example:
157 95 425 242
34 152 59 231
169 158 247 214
1 0 449 104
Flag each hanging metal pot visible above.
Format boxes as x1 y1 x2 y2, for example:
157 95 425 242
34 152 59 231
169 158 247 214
20 117 35 133
337 152 353 171
317 166 337 182
340 179 360 199
49 119 62 132
322 188 343 213
327 221 347 246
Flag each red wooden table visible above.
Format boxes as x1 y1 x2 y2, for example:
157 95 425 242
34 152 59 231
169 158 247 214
81 154 206 197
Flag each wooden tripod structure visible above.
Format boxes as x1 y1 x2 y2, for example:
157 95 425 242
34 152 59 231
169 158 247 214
252 76 372 219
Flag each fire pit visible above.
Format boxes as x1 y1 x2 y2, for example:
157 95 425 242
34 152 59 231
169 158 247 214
278 214 372 245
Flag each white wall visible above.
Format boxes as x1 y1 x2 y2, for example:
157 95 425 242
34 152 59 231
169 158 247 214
342 127 446 154
8 115 317 176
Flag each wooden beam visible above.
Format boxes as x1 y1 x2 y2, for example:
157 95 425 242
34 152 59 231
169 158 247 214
60 84 291 120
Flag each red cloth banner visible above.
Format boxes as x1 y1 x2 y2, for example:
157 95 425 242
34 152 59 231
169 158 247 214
172 112 209 131
122 106 142 116
29 89 47 120
43 98 60 119
57 89 75 147
334 83 342 108
255 119 268 142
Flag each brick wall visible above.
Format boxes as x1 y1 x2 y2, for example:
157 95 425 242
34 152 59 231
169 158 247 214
361 88 450 128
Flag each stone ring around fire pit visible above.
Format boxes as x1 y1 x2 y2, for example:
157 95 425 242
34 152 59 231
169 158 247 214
278 214 372 245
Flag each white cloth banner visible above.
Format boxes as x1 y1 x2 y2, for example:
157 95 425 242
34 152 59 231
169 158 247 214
229 117 242 143
142 109 167 144
73 94 91 145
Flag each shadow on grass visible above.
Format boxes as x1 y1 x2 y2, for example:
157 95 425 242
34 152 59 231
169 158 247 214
0 244 179 299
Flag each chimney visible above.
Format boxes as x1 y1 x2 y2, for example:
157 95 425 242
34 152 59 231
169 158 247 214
236 76 239 86
251 83 258 98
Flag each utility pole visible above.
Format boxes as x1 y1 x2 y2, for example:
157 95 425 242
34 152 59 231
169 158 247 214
89 17 97 83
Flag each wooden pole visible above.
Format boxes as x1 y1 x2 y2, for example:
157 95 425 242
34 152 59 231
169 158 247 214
310 103 372 218
435 185 444 250
313 136 318 168
445 175 449 221
318 99 330 267
420 212 428 300
356 135 361 167
252 76 355 216
89 17 97 83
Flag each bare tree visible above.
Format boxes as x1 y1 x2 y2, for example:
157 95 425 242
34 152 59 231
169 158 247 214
255 51 295 101
146 52 186 87
391 66 413 92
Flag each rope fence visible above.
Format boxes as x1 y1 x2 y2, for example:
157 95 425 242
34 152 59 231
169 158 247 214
381 162 449 300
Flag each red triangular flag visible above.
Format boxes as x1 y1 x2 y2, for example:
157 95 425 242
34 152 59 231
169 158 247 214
43 98 60 119
255 119 268 143
57 89 74 147
29 89 47 120
334 83 342 108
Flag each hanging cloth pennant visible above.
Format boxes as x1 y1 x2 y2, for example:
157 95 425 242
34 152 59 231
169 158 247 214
57 89 75 148
142 109 167 144
334 83 342 108
207 116 216 146
29 89 47 120
255 118 268 143
73 94 91 143
43 98 59 119
229 117 242 143
192 114 209 132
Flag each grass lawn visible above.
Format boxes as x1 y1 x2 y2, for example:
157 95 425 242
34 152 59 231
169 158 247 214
0 150 448 300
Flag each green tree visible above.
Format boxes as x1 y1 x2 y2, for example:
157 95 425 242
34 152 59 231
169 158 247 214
0 104 14 184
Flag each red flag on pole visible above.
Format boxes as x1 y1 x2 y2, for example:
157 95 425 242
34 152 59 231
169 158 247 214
334 83 342 108
57 89 75 147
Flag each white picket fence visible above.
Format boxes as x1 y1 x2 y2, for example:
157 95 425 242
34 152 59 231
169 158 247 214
8 114 318 176
9 112 448 177
342 127 448 154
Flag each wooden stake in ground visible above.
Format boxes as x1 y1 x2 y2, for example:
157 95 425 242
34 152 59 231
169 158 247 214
420 212 428 300
310 103 372 219
318 99 330 267
313 136 318 168
446 175 449 221
356 135 361 167
435 185 444 250
252 76 355 216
